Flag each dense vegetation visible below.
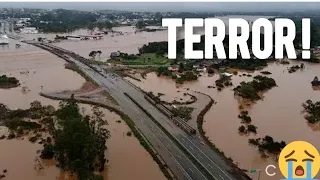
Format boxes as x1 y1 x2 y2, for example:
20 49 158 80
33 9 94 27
249 136 286 157
29 9 99 33
234 75 277 100
1 99 109 180
135 20 146 29
311 76 320 86
156 66 198 84
47 99 109 180
238 111 257 134
302 100 320 124
176 71 198 84
0 75 19 88
238 111 252 124
288 63 305 73
172 106 194 121
1 101 55 122
215 75 232 91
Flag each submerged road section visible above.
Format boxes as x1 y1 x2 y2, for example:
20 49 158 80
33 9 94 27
24 40 251 180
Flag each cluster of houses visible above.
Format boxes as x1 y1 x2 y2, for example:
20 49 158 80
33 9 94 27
14 18 38 34
53 34 103 42
167 60 214 73
311 47 320 58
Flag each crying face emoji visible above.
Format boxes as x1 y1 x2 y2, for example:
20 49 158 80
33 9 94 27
278 141 320 179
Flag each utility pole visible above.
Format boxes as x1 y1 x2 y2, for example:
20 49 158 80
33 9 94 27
250 168 261 180
257 169 261 180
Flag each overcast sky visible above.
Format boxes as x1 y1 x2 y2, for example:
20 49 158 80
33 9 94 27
1 2 320 12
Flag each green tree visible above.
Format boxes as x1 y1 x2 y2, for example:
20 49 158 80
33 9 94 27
238 125 246 133
247 125 257 134
51 100 109 180
30 100 42 110
89 51 97 60
135 20 146 29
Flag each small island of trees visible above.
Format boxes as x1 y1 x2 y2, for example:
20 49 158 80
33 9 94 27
233 75 277 101
215 75 232 91
156 66 198 84
0 75 20 89
302 100 320 124
249 136 286 158
238 111 257 134
311 76 320 86
287 63 305 73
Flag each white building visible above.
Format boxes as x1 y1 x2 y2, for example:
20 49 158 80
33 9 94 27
220 72 233 77
20 27 38 34
20 18 31 23
0 35 9 45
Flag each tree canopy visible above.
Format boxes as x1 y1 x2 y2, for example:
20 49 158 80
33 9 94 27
49 100 109 180
135 20 146 29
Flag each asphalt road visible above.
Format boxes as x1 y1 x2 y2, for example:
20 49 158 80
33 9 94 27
34 43 207 180
29 42 249 180
100 71 237 180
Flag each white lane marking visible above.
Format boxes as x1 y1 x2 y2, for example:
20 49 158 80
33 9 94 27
208 164 213 169
219 174 225 179
182 135 234 180
189 146 194 150
189 168 193 173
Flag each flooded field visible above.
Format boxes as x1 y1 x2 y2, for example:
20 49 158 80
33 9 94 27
0 38 85 108
0 39 165 180
126 61 320 180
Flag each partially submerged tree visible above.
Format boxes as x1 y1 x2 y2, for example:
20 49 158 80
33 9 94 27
135 20 146 29
89 51 97 60
48 99 109 179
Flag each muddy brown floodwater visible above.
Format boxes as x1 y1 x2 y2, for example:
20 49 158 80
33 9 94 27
126 61 320 180
0 39 165 180
21 26 169 60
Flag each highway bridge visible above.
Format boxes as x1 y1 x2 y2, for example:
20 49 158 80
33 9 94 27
23 41 251 180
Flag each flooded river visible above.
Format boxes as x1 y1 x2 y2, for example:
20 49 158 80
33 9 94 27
126 61 320 180
2 15 311 180
0 39 165 180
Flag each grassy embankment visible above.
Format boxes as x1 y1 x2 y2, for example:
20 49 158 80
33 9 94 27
109 53 173 66
195 91 252 180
